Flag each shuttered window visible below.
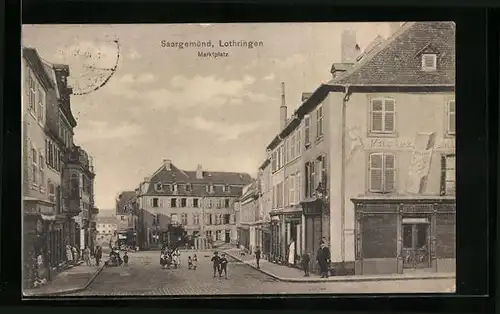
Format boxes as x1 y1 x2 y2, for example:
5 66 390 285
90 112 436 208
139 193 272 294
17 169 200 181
368 153 396 193
370 98 395 134
447 100 455 135
304 115 311 146
440 154 456 195
316 105 324 138
422 54 437 71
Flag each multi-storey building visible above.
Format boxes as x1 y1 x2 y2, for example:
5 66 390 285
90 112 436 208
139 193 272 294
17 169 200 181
22 47 56 287
64 146 96 251
115 191 138 246
237 181 258 252
294 22 455 275
135 159 252 250
256 158 272 259
96 216 118 244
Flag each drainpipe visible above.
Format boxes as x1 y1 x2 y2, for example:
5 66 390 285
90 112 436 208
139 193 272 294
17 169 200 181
340 85 352 264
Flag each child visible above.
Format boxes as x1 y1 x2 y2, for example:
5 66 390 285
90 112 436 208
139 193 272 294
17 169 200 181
218 253 228 279
211 251 220 278
192 254 198 270
123 252 129 266
188 256 193 270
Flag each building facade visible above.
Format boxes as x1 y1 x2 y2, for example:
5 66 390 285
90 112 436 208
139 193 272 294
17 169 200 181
295 21 455 275
96 216 118 244
135 159 252 250
237 181 258 252
115 191 138 247
256 158 272 259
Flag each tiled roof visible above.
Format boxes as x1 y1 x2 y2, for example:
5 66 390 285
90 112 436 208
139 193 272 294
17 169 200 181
22 47 54 90
145 162 252 195
331 22 455 86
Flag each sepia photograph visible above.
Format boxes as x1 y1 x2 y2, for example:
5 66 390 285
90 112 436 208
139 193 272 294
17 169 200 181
21 21 456 297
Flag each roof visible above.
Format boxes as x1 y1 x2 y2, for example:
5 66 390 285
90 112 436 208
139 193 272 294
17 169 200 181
330 22 455 86
22 47 54 90
144 161 252 195
116 191 136 215
97 216 119 225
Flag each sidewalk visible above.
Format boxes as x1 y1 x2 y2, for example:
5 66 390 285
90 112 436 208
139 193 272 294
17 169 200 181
23 263 104 297
224 248 455 283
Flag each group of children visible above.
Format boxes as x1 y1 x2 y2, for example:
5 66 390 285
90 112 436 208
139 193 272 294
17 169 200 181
211 251 229 279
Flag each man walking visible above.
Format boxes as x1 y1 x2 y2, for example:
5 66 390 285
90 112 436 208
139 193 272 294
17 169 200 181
95 245 102 266
211 251 221 278
218 253 229 279
316 241 331 278
254 246 261 269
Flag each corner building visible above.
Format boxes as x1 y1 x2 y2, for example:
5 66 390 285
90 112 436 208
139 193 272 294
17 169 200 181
295 22 456 275
136 159 252 250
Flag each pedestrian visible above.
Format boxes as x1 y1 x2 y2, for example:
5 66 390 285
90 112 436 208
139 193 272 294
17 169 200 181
211 251 220 278
188 256 193 269
192 254 198 270
123 252 129 266
218 253 228 279
66 244 73 265
83 246 91 266
316 241 331 278
254 246 261 269
301 252 311 277
95 246 102 266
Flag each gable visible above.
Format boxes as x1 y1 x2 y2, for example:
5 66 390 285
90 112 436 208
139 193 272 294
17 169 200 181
333 22 455 86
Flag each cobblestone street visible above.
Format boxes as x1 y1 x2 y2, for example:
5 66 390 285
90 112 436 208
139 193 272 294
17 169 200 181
66 251 455 296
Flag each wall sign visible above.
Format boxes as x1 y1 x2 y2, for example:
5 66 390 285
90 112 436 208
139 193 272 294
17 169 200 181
365 137 455 151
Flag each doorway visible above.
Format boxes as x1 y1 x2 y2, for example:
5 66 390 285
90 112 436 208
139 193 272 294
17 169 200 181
402 219 431 269
225 230 231 243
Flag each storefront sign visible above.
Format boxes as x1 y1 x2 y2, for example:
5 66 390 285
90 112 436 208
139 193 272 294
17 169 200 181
284 212 302 223
366 138 455 151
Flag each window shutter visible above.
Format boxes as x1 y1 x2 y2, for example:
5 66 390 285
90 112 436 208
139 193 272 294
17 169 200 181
448 100 456 134
384 100 395 132
440 155 446 195
384 154 396 192
371 99 383 132
369 153 383 192
304 116 310 145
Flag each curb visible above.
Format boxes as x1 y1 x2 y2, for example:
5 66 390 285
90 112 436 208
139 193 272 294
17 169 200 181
24 264 105 297
224 251 455 283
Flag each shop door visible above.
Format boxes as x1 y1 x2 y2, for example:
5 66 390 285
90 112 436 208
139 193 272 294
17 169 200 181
225 230 231 243
402 221 431 269
305 215 322 270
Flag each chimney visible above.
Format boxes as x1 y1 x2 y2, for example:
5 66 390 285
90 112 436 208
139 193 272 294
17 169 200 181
341 29 359 63
163 159 171 171
280 82 287 130
196 164 203 179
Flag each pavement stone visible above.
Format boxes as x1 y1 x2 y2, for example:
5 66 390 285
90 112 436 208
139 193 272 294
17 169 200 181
62 250 455 296
223 248 456 283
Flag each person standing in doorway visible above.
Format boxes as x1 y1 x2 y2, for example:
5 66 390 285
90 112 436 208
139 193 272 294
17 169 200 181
254 246 261 269
316 241 331 278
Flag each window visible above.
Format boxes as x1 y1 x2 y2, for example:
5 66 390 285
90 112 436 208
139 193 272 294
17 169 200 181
185 183 191 192
284 177 289 207
370 98 395 134
421 53 437 71
209 214 213 225
37 88 45 124
225 199 230 208
295 172 301 203
276 182 283 208
171 198 177 208
289 175 295 205
216 230 222 241
171 214 178 224
181 213 188 225
316 105 324 138
31 147 38 185
296 129 301 156
209 184 214 193
305 161 315 198
193 214 200 225
441 154 456 195
368 153 396 193
277 146 282 169
280 145 284 168
181 198 187 207
172 184 177 192
272 186 276 208
193 198 199 208
48 182 55 202
155 183 163 192
447 100 455 135
271 151 277 172
290 134 296 161
286 138 291 163
39 153 45 191
27 73 36 113
318 155 327 192
224 214 231 224
216 199 221 209
304 115 311 147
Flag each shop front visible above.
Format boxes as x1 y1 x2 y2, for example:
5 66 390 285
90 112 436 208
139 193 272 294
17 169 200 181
269 214 282 263
282 210 302 267
351 197 456 275
300 197 326 269
259 223 271 260
237 225 250 251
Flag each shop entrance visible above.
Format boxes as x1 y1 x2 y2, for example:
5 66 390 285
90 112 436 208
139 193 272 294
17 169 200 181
225 230 231 243
402 218 431 269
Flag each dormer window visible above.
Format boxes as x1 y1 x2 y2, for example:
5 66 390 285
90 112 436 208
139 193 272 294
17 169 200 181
185 183 192 192
223 185 230 193
172 184 177 192
154 182 163 192
208 184 214 193
421 53 437 71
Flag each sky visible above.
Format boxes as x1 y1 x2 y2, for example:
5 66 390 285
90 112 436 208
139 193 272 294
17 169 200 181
22 22 394 210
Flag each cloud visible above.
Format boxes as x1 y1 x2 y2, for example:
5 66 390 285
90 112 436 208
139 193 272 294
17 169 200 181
75 120 144 143
263 73 276 81
118 73 156 84
180 116 262 141
105 74 271 110
272 54 307 68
